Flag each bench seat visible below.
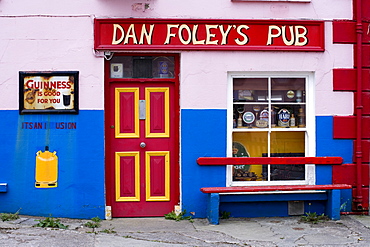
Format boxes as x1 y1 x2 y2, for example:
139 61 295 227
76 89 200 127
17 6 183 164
201 184 352 224
197 157 351 224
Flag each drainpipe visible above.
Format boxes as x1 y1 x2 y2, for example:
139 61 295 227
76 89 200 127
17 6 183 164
354 0 363 210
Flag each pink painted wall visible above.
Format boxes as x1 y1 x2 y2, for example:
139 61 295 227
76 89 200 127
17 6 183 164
0 1 352 19
0 0 353 115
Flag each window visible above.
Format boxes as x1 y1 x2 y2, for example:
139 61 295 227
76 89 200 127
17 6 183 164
227 72 315 186
109 56 175 79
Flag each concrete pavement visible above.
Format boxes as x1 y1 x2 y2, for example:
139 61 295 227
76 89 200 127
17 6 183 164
1 214 370 246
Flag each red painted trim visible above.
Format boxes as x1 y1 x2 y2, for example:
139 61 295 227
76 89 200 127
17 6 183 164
355 140 370 163
354 0 364 209
333 163 369 187
352 187 369 210
333 69 370 91
333 116 370 138
333 116 370 139
354 92 370 115
332 20 370 44
104 55 113 206
354 0 370 22
200 184 352 193
333 116 356 139
104 53 181 212
197 157 343 165
333 21 356 44
361 117 370 139
94 18 325 51
332 0 369 211
333 69 356 91
354 44 370 68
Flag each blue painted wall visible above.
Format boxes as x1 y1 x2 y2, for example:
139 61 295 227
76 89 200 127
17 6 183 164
316 116 353 211
181 109 227 218
0 110 105 219
0 109 352 219
180 111 353 218
316 116 352 185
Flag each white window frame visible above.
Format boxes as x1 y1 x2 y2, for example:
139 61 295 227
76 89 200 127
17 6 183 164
226 71 316 187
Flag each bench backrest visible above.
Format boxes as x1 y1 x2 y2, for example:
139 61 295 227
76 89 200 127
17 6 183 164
200 184 352 193
197 157 343 166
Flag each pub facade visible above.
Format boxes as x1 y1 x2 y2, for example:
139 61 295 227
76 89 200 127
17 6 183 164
0 0 367 219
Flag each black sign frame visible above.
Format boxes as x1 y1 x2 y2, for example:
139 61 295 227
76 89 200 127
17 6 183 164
19 71 79 114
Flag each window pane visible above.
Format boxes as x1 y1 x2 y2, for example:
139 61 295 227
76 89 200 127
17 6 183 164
110 56 175 79
271 78 305 103
270 78 306 128
152 56 175 78
233 78 268 102
272 104 306 128
232 132 268 181
268 131 305 181
233 78 268 128
110 56 133 78
231 76 308 183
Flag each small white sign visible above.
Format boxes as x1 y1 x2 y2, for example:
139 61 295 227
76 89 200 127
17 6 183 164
111 63 123 78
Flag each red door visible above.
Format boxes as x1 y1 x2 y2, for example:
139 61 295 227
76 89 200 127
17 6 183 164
105 59 179 217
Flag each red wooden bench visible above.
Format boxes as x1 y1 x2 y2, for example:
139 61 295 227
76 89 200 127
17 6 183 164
197 157 352 224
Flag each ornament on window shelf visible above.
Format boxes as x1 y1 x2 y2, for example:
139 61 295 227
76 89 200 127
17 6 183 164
290 114 296 127
242 111 255 126
287 90 295 99
256 120 268 128
257 109 269 128
278 108 290 127
298 108 306 127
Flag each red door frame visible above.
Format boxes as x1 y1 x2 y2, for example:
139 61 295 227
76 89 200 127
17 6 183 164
104 53 180 216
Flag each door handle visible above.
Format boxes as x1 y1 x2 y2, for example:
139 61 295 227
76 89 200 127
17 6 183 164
140 142 146 148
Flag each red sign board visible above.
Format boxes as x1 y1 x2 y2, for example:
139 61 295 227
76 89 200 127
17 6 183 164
94 19 324 51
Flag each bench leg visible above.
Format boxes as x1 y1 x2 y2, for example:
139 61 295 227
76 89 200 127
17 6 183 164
326 189 341 220
207 193 220 225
